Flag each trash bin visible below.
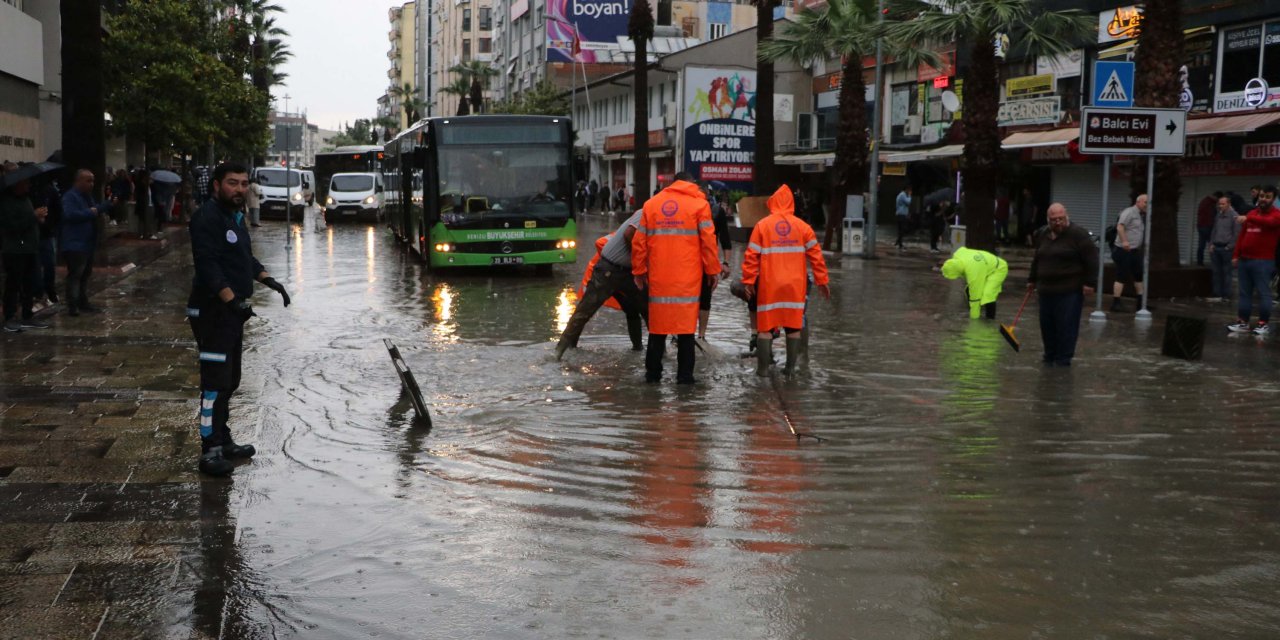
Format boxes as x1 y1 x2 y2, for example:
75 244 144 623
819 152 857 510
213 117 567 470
949 224 966 248
843 218 864 256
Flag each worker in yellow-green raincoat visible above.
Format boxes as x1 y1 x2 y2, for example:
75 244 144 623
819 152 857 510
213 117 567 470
940 247 1008 319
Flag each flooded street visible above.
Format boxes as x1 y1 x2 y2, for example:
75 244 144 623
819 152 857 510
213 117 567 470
192 216 1280 638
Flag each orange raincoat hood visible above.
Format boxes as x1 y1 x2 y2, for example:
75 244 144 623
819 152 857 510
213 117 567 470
766 185 795 216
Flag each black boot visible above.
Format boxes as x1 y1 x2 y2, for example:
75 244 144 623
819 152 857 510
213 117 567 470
783 337 801 377
222 441 256 459
756 336 773 377
983 302 997 319
199 446 234 476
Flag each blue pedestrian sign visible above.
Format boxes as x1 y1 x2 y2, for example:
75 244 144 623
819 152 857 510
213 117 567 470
1093 61 1135 108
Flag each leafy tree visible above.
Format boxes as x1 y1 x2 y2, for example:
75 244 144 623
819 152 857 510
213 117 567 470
751 0 780 193
1132 0 1183 268
489 81 570 115
889 0 1092 250
629 0 655 196
327 119 375 148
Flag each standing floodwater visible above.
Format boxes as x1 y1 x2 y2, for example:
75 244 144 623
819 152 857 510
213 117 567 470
186 218 1280 638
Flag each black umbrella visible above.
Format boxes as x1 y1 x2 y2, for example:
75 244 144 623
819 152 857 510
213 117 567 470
923 186 956 208
0 162 64 192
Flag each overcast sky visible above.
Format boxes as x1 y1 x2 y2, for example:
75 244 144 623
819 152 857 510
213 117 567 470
274 0 403 132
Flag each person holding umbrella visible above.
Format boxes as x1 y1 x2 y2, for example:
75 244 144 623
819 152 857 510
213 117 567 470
0 162 57 332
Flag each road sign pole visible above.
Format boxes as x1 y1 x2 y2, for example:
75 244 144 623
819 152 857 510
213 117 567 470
1136 157 1154 319
1091 154 1111 321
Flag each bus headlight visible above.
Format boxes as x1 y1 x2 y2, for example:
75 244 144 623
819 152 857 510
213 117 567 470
434 243 454 252
555 240 576 249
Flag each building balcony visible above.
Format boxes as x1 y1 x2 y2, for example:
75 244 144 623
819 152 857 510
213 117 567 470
777 138 836 153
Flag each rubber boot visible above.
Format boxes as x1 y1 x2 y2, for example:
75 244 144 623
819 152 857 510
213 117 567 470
741 334 757 359
199 445 234 476
222 441 256 460
983 302 997 320
783 336 802 377
798 326 810 370
756 336 773 376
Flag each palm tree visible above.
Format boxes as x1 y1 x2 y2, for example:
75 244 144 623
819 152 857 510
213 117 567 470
629 0 655 197
1132 0 1183 268
390 83 426 127
889 0 1092 251
751 0 779 194
441 77 472 116
450 61 498 114
761 0 919 245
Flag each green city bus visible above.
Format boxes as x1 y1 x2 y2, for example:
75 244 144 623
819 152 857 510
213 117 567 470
383 115 578 270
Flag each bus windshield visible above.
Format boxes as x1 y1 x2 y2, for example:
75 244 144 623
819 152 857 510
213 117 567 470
257 169 300 187
436 145 570 225
331 175 374 192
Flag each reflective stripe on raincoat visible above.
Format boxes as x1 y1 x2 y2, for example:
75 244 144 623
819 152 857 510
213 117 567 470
632 180 721 334
940 246 1008 318
740 185 829 333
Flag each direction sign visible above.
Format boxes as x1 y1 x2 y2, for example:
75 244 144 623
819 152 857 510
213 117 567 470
1078 107 1187 156
1092 60 1135 108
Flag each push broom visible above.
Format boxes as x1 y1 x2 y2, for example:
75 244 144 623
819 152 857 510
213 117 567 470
999 288 1034 352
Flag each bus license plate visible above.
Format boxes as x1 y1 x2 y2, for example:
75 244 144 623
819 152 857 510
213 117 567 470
492 256 524 266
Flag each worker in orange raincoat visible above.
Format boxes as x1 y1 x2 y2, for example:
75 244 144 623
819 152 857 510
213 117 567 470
741 185 831 377
632 172 721 384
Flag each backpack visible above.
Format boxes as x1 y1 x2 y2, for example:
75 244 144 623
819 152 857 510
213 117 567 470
1105 225 1118 248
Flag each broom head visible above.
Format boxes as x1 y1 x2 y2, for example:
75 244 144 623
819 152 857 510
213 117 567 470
999 323 1021 352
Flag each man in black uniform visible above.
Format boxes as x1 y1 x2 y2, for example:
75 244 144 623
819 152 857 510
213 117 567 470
188 163 290 476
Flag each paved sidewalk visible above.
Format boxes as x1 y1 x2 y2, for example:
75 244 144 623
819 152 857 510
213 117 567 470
0 224 240 638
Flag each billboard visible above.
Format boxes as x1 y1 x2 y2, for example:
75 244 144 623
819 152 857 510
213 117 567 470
683 67 757 193
545 0 632 63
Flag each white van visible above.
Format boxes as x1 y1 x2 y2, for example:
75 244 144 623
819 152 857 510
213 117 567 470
254 167 313 218
323 172 384 222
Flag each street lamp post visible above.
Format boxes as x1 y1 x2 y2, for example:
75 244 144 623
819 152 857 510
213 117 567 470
283 94 292 249
865 0 885 259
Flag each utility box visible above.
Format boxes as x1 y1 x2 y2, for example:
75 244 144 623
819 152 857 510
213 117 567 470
843 218 864 256
950 224 967 248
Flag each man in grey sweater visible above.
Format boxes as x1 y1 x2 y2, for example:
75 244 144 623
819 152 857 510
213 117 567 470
1208 195 1241 302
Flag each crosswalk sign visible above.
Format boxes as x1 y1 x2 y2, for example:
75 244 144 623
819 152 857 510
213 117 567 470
1093 61 1135 108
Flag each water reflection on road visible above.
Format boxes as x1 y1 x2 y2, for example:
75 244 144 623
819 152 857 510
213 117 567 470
195 217 1280 638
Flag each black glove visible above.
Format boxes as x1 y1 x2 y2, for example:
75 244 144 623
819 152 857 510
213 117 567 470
261 277 291 307
226 298 256 322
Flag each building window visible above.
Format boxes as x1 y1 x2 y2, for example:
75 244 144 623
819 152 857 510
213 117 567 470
480 7 492 30
709 23 728 40
479 37 492 54
463 38 471 61
463 8 472 31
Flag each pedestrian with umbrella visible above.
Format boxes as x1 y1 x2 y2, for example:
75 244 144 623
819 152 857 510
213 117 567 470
923 186 955 254
0 161 61 332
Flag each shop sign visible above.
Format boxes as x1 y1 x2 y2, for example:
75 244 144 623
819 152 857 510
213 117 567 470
997 96 1062 126
684 67 757 191
800 162 825 173
603 130 665 153
1098 5 1143 44
1037 50 1083 79
1171 160 1280 178
0 135 37 150
1026 144 1074 163
1006 74 1054 98
882 163 906 176
1185 136 1215 160
1244 78 1270 108
1243 142 1280 160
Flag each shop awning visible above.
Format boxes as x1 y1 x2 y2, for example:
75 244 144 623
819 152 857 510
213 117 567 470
776 152 834 165
1002 128 1079 149
880 144 965 163
1186 112 1280 135
600 153 623 161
